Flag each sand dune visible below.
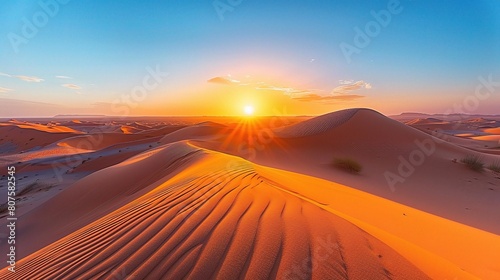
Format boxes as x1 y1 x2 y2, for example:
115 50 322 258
405 118 447 125
472 135 500 141
483 127 500 134
274 108 442 143
461 117 495 124
2 109 499 279
130 122 153 130
56 133 156 151
137 125 186 136
3 120 81 133
274 108 358 138
196 109 500 235
159 122 227 144
119 125 142 134
0 125 80 155
0 142 431 279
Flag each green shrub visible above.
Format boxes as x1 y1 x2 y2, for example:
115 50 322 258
333 158 362 174
460 154 484 172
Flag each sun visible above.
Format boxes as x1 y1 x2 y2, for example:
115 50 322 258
243 105 254 116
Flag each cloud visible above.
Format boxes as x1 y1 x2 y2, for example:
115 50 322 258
62 84 82 90
293 93 365 102
14 75 44 82
339 79 354 85
290 80 371 103
255 85 312 97
207 76 240 85
332 80 371 95
0 72 45 82
0 87 13 93
206 74 369 104
208 74 313 97
56 75 73 79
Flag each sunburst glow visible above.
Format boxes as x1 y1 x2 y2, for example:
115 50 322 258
244 105 254 116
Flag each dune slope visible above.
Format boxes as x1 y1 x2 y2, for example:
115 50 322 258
0 142 430 280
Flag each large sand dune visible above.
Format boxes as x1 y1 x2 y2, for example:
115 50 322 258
274 108 359 138
0 142 432 279
1 110 499 279
192 109 500 235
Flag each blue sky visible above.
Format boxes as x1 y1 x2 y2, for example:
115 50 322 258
0 0 499 117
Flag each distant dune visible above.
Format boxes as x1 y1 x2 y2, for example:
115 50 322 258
404 118 446 125
0 122 81 154
1 109 499 279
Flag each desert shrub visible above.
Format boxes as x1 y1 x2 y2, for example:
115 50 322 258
488 161 500 173
16 182 54 197
460 154 484 172
0 203 7 214
333 158 362 174
16 182 39 197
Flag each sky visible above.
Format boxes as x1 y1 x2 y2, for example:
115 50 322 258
0 0 499 117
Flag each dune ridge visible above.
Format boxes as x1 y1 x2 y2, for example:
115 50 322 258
159 122 227 144
0 142 430 280
2 109 499 279
273 108 360 138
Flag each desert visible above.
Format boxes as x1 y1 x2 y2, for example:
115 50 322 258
0 109 499 279
1 1 500 279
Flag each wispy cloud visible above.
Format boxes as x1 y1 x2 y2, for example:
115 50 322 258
293 93 364 102
339 79 354 85
14 75 44 83
264 79 370 103
0 87 13 93
207 76 240 85
255 85 313 97
56 75 73 79
207 74 370 103
0 72 45 82
62 84 82 90
332 80 371 94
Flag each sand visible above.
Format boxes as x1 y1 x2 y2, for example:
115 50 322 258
0 109 499 279
0 143 431 279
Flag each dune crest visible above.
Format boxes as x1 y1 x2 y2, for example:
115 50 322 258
2 109 499 279
273 108 360 138
0 142 430 280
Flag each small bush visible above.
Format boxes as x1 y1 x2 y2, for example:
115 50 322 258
16 183 39 197
460 155 484 172
16 182 54 197
488 161 500 173
333 158 362 174
0 203 7 214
